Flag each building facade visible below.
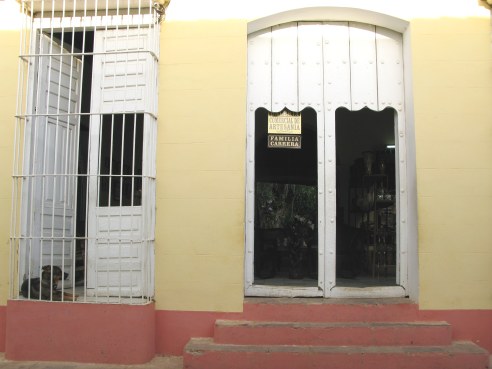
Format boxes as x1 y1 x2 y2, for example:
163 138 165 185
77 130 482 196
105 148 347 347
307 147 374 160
0 0 491 364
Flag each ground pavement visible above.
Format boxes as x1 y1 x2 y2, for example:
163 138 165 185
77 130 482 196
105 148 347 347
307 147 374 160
0 355 182 369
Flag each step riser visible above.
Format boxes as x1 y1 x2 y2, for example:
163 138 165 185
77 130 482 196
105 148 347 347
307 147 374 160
214 324 452 346
184 301 490 369
184 351 488 369
243 303 419 322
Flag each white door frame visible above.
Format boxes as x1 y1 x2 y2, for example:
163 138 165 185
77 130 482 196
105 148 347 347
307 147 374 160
245 8 417 300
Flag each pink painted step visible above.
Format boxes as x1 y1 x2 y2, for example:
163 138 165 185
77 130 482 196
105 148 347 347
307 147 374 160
184 338 489 369
243 298 420 322
214 320 452 346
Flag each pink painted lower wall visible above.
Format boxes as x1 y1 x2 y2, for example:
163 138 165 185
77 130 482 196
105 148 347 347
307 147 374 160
5 300 155 364
154 307 492 355
419 310 492 354
2 301 491 363
0 305 5 352
155 310 241 355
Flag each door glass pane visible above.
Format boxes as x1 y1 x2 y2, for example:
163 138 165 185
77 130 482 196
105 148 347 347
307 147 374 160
254 107 318 287
335 107 397 287
99 113 143 207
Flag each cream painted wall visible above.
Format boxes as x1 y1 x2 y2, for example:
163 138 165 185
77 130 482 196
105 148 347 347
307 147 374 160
0 0 490 311
0 31 19 305
165 0 490 22
154 20 248 311
411 16 492 309
155 0 492 311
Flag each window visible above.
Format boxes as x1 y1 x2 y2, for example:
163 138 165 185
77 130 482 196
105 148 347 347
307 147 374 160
10 0 160 304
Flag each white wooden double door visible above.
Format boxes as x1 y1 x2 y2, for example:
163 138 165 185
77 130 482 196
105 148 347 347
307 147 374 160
245 22 408 297
22 28 154 297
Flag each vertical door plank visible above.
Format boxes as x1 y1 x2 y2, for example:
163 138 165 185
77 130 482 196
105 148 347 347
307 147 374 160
245 28 272 289
349 22 378 110
376 27 407 287
247 29 272 112
322 22 351 110
272 22 298 112
298 22 325 290
376 27 404 111
322 22 352 294
298 22 324 111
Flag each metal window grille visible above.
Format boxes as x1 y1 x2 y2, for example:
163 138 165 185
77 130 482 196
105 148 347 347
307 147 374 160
10 0 160 304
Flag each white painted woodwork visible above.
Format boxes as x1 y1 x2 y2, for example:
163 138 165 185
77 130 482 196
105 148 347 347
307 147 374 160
321 22 352 296
92 28 154 114
322 22 351 110
330 286 406 298
246 21 408 298
298 22 323 111
297 22 325 291
271 23 298 112
25 0 154 13
89 207 145 296
247 8 410 35
376 27 404 111
349 23 378 111
13 2 159 303
88 28 154 297
245 28 272 291
375 27 407 287
247 29 272 112
20 34 81 284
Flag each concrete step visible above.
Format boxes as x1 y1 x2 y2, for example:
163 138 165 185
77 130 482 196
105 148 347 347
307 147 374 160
184 338 489 369
214 320 453 346
242 298 420 322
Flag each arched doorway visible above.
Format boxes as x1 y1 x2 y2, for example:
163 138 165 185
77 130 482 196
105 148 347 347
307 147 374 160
245 18 413 298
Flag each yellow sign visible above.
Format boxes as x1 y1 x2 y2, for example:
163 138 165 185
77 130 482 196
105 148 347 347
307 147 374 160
268 111 302 135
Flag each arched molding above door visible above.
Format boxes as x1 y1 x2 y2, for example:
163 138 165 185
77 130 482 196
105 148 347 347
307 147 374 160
247 7 409 35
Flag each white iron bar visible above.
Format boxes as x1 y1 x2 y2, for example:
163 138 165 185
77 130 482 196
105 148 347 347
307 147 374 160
113 15 122 302
127 15 135 302
24 31 39 291
80 0 89 305
18 112 158 121
105 113 116 301
105 23 120 298
118 114 125 302
36 33 53 298
131 116 136 206
94 110 103 303
33 14 156 29
51 28 70 302
60 31 78 301
14 174 147 179
20 50 158 61
119 17 130 302
82 28 93 301
48 35 62 302
13 0 158 304
10 3 28 299
70 17 86 303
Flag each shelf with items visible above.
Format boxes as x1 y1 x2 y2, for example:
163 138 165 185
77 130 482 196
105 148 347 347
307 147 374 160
347 149 397 279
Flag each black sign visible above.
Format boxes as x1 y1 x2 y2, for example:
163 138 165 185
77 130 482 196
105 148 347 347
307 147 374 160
255 107 317 185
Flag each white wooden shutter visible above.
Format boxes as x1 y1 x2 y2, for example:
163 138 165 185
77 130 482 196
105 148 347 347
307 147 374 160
92 28 154 113
87 27 154 298
21 34 81 283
